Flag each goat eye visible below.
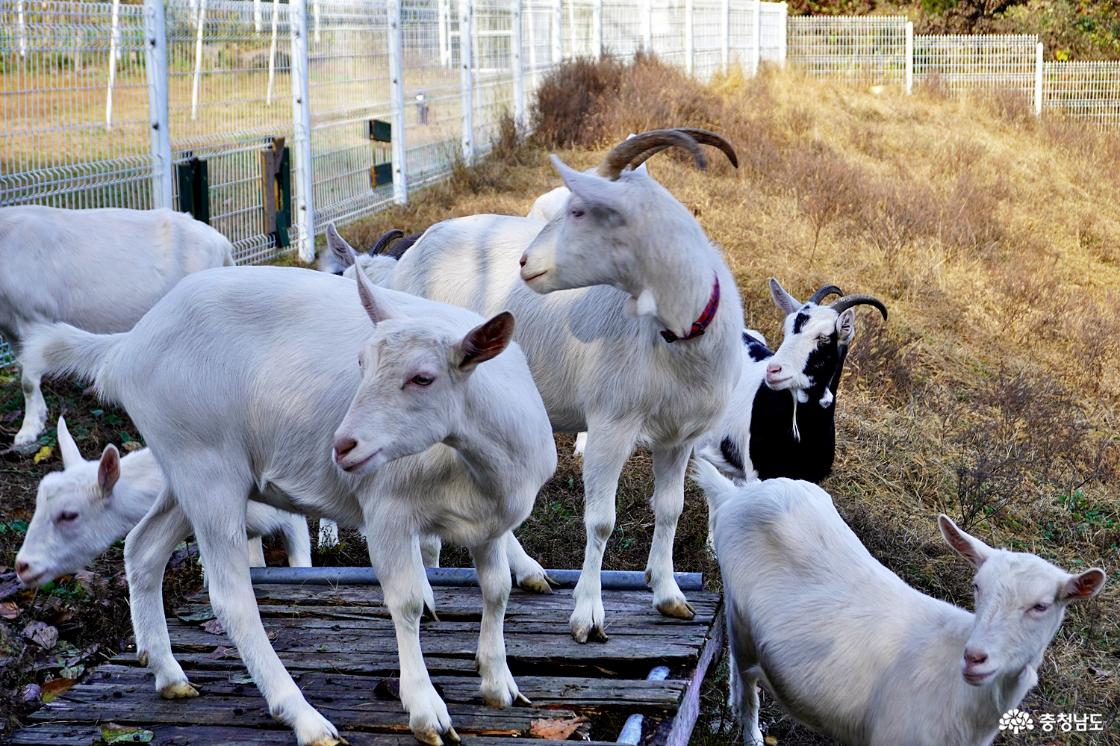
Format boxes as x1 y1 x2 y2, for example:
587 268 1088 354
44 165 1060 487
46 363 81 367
410 375 434 387
817 335 831 345
56 511 79 524
357 355 364 369
1030 603 1049 613
570 207 585 219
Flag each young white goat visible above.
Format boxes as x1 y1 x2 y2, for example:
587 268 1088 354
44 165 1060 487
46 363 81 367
335 128 743 642
24 263 556 746
0 206 233 451
14 417 311 586
691 461 1107 746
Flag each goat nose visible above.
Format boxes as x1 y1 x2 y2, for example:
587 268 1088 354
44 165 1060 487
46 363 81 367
766 362 782 375
15 560 30 577
518 254 527 268
964 649 988 665
333 437 357 462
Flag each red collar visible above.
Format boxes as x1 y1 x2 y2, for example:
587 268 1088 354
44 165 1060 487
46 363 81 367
661 274 720 343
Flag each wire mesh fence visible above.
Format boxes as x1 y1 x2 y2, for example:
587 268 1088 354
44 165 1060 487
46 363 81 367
1043 61 1120 129
914 34 1038 103
787 15 907 85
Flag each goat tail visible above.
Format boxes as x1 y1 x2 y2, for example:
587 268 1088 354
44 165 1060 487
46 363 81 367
21 323 124 401
690 455 739 526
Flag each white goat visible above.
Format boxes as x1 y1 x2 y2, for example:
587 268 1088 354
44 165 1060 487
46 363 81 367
0 206 233 451
14 417 311 586
343 128 743 642
24 262 556 746
691 460 1107 746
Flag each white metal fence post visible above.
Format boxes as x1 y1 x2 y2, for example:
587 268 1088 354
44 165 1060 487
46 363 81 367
190 0 208 119
1034 41 1043 116
777 1 787 66
142 0 173 209
388 0 408 204
641 0 652 52
751 0 760 75
720 0 729 72
106 0 121 130
512 0 526 124
551 0 562 63
460 0 475 162
593 0 602 58
905 20 913 94
438 0 451 67
289 0 315 261
684 0 693 75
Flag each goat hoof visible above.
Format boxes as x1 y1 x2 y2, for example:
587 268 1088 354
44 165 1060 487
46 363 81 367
517 574 554 594
308 738 346 746
160 681 200 699
137 651 149 667
571 623 609 644
656 598 695 620
515 692 533 706
445 727 461 744
413 729 443 746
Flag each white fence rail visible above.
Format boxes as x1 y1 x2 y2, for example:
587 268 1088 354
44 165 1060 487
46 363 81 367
2 1 1119 369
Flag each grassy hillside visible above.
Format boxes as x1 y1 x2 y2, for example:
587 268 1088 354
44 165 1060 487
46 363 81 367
339 56 1120 742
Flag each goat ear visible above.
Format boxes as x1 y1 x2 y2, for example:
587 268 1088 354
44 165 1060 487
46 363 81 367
938 514 991 568
769 278 800 316
454 312 515 371
97 445 121 495
550 155 623 217
353 255 393 324
836 308 857 342
1061 568 1106 602
57 416 84 469
326 223 356 272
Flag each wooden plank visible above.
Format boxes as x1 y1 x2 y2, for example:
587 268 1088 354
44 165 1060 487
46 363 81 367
661 602 726 746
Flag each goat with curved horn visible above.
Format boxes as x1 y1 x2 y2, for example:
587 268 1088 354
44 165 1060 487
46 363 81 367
370 228 405 256
830 294 888 320
628 128 739 171
808 284 844 305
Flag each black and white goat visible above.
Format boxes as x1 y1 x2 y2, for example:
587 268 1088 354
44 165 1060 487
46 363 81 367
696 280 887 484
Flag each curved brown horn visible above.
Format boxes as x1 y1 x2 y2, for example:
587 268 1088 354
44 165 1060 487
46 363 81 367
598 129 707 180
830 294 888 320
808 285 844 305
370 228 405 256
675 128 738 168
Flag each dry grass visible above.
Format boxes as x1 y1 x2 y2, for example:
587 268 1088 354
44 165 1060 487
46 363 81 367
1 54 1118 743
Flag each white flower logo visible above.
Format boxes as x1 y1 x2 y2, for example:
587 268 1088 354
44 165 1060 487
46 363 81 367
999 709 1035 735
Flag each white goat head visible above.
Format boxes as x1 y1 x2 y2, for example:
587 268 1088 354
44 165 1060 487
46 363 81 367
331 244 516 474
16 417 127 587
519 128 738 300
763 279 887 403
939 515 1106 687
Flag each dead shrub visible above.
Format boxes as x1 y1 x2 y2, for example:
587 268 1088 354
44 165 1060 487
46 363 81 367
532 56 625 148
939 170 1004 252
785 143 868 261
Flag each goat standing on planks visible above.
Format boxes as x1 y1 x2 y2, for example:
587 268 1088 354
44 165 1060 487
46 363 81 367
0 206 234 451
692 462 1107 746
331 128 744 643
23 262 556 746
15 416 312 585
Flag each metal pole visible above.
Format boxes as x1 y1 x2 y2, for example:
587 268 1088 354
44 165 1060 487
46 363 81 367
143 0 174 209
190 0 208 120
751 0 761 75
720 0 729 72
592 0 602 59
388 0 409 204
617 667 672 743
526 0 538 86
289 0 316 261
1034 41 1043 117
641 0 651 53
460 0 475 163
512 0 526 125
250 566 706 590
684 0 693 75
904 21 913 94
550 0 561 63
254 0 262 32
777 1 787 67
16 0 27 58
106 0 121 130
438 0 450 67
265 0 280 107
566 0 575 57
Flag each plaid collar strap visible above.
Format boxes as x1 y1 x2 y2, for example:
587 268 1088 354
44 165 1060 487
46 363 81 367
661 274 721 343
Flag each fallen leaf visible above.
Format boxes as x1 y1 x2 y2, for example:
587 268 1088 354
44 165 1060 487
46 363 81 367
529 716 589 740
59 664 85 679
0 601 19 620
207 645 238 660
175 609 215 623
201 618 224 635
122 441 143 452
40 677 76 702
100 725 154 743
0 577 20 601
227 672 254 685
22 620 58 649
19 683 41 704
32 445 53 464
765 737 779 746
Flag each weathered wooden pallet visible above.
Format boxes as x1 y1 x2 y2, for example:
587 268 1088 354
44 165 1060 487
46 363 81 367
11 572 723 745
